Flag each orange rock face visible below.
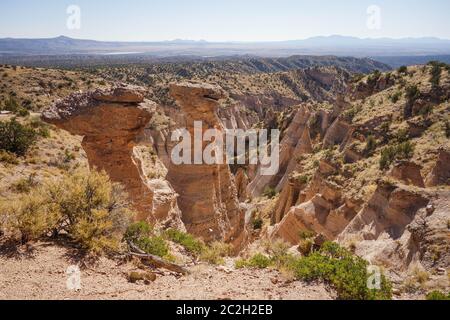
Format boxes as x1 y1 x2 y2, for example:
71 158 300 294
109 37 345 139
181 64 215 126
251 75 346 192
42 87 184 229
168 82 247 248
425 149 450 187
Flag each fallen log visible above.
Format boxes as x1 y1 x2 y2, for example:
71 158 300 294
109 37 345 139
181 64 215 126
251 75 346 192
128 242 189 275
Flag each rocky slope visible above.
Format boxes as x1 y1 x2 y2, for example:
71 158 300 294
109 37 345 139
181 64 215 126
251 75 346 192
246 64 450 292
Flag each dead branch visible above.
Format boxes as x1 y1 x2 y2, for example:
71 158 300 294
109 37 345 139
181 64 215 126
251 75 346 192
128 241 189 275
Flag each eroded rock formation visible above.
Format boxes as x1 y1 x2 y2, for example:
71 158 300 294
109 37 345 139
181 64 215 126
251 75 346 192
247 105 313 197
271 172 359 245
168 82 247 248
338 182 449 271
42 86 185 229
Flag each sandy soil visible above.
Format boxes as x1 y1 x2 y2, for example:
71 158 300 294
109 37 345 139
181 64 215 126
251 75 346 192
0 241 334 300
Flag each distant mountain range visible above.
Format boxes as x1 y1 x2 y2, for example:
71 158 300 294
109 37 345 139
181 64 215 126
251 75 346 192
0 53 391 74
1 35 450 57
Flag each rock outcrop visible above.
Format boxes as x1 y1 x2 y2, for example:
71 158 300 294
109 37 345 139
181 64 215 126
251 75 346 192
350 73 395 100
338 181 449 272
42 86 185 229
272 176 304 224
271 173 359 245
425 149 450 187
168 82 247 248
235 168 250 202
322 118 353 149
247 105 313 197
389 161 425 188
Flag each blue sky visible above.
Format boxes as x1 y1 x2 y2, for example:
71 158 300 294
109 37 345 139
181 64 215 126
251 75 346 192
0 0 449 41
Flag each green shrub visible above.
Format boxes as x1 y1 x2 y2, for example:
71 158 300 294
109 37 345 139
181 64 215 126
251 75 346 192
48 170 133 254
29 118 51 138
62 149 75 163
235 258 248 269
379 148 394 170
299 230 316 240
396 141 414 158
200 241 232 265
342 106 361 123
136 236 169 258
426 290 450 300
297 230 316 256
380 141 414 170
0 119 38 156
367 70 381 86
0 189 60 244
247 253 272 269
298 238 314 256
252 217 264 230
124 221 152 243
235 253 272 269
125 222 169 257
1 96 29 116
234 241 392 300
263 187 277 199
2 96 20 113
164 228 204 256
364 136 377 157
428 61 444 88
297 175 310 184
12 174 38 193
398 66 408 74
2 170 135 254
288 251 334 281
287 242 392 300
0 150 18 164
266 239 291 268
17 108 30 117
379 121 391 137
405 85 420 104
395 128 410 143
389 91 402 103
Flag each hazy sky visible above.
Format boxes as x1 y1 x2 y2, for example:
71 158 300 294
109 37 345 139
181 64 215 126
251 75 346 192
1 0 449 41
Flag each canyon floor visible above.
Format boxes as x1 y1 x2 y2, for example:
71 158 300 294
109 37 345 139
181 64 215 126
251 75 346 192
0 241 334 300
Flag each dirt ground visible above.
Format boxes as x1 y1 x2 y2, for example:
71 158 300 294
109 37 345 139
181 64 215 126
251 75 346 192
0 241 335 300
